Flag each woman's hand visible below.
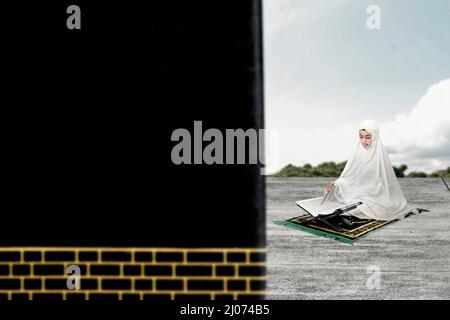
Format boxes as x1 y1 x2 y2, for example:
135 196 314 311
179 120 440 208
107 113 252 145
326 181 335 192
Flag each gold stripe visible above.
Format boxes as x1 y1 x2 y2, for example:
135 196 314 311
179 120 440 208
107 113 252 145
0 247 266 300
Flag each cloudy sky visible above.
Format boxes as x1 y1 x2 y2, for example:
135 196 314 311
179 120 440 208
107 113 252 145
263 0 450 174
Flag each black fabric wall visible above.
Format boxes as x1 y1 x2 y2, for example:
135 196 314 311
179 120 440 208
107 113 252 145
3 1 265 247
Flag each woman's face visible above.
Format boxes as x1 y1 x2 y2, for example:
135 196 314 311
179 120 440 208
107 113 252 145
359 129 373 149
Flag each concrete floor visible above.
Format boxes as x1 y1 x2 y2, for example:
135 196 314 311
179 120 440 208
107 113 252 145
266 178 450 299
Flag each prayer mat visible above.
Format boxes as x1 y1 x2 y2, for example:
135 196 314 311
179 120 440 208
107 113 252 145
274 209 429 244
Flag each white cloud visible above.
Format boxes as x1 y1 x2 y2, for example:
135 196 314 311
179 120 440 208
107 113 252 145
263 0 450 175
381 78 450 173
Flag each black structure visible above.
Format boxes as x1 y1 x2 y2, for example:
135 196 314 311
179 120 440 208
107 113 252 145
4 1 265 248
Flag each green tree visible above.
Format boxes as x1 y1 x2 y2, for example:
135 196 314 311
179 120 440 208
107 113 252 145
271 161 346 177
393 164 408 177
429 167 450 178
407 171 428 178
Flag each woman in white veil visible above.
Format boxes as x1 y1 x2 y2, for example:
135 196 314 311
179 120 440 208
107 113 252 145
326 120 412 221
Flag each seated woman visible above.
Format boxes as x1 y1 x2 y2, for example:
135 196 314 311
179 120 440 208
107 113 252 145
325 120 412 221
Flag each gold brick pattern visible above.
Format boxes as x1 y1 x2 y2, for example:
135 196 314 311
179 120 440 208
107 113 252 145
0 247 265 300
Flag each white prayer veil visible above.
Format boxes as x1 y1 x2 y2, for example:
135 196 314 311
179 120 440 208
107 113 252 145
331 120 411 220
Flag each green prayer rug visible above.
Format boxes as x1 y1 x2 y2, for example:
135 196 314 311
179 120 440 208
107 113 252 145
274 209 428 244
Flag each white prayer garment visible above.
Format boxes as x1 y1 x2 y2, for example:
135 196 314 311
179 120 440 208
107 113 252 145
328 120 412 220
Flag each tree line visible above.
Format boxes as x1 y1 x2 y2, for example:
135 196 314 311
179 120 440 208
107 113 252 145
271 162 450 178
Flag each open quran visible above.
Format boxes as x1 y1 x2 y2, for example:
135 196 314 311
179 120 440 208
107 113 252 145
295 197 362 217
